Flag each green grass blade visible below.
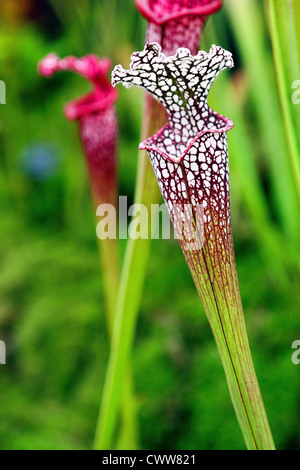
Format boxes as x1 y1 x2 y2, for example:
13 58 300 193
96 237 138 450
295 0 300 52
226 0 299 242
264 0 300 205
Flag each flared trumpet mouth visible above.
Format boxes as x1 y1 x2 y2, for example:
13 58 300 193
139 114 233 164
63 88 118 121
135 0 222 25
38 53 117 121
112 43 234 164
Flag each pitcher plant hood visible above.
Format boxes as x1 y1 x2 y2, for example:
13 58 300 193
136 0 223 56
38 54 118 120
38 53 118 207
136 0 222 25
112 41 235 312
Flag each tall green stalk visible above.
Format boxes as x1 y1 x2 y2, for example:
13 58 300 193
97 237 120 335
194 242 275 449
96 235 138 450
295 0 300 53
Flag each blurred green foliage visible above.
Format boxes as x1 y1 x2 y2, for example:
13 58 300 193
0 0 299 450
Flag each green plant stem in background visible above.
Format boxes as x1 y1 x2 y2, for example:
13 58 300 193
97 237 120 335
93 97 165 450
295 0 300 54
96 224 138 450
226 0 299 243
264 0 300 205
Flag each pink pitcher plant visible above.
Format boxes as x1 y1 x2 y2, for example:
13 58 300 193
112 42 275 450
137 0 224 140
38 53 119 325
39 54 137 449
136 0 222 55
38 54 118 211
